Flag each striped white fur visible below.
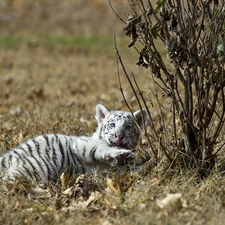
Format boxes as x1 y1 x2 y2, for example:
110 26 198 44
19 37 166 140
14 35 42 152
0 104 147 184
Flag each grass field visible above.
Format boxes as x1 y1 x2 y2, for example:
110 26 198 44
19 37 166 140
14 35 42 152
0 1 225 224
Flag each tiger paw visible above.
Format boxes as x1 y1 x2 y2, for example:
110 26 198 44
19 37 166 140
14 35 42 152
115 152 137 166
105 150 136 166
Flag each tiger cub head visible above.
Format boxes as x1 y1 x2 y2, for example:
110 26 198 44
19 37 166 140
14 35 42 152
93 104 148 149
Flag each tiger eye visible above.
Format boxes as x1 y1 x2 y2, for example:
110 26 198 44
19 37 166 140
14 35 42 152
126 124 132 130
110 122 115 128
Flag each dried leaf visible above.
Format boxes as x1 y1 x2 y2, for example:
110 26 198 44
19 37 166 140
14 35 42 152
124 15 142 30
124 15 141 48
106 174 134 197
76 191 102 209
61 174 98 199
60 173 71 192
26 186 51 198
62 187 73 196
156 193 187 215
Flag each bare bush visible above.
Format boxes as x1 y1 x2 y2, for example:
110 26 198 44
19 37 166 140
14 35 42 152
112 0 225 176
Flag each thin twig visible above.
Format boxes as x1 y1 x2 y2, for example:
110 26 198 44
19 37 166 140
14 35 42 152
109 0 126 24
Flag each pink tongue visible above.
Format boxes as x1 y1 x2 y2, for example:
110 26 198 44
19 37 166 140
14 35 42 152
115 137 123 146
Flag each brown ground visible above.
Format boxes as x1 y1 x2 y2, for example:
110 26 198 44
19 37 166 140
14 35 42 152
0 1 225 225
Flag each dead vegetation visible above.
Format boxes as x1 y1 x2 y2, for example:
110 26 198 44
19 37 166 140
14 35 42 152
113 0 225 177
0 0 225 224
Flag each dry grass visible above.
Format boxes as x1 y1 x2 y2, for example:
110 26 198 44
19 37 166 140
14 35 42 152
0 1 225 224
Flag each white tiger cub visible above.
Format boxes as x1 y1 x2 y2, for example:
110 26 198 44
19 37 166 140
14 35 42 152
0 104 147 184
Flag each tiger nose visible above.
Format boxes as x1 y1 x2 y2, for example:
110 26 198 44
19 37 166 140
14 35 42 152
115 133 124 139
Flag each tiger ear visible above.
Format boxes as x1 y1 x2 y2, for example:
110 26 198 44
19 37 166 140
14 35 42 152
95 104 111 123
133 109 148 130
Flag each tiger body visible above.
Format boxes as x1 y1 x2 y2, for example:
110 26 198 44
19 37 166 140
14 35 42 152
0 104 147 184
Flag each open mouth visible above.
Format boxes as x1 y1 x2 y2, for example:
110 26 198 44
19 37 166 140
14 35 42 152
115 137 123 146
111 139 127 148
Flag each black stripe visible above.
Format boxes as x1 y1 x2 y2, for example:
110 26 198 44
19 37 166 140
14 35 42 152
14 146 28 156
32 138 41 155
24 157 35 170
75 159 85 174
51 137 58 167
13 150 25 159
55 136 65 164
43 157 58 182
24 157 41 181
59 138 67 164
40 155 54 181
70 146 85 174
54 134 59 143
82 146 87 159
43 135 51 159
52 144 59 166
63 136 75 174
66 149 71 172
80 137 89 142
68 165 74 175
0 157 6 168
8 154 12 162
67 140 81 174
43 134 50 146
30 156 46 179
22 166 34 180
99 124 104 139
90 146 97 162
66 148 84 175
48 135 61 179
25 143 33 156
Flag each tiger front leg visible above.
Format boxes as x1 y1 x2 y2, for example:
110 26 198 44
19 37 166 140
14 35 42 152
73 137 137 167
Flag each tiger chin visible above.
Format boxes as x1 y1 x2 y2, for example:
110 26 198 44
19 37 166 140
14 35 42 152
0 104 147 184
